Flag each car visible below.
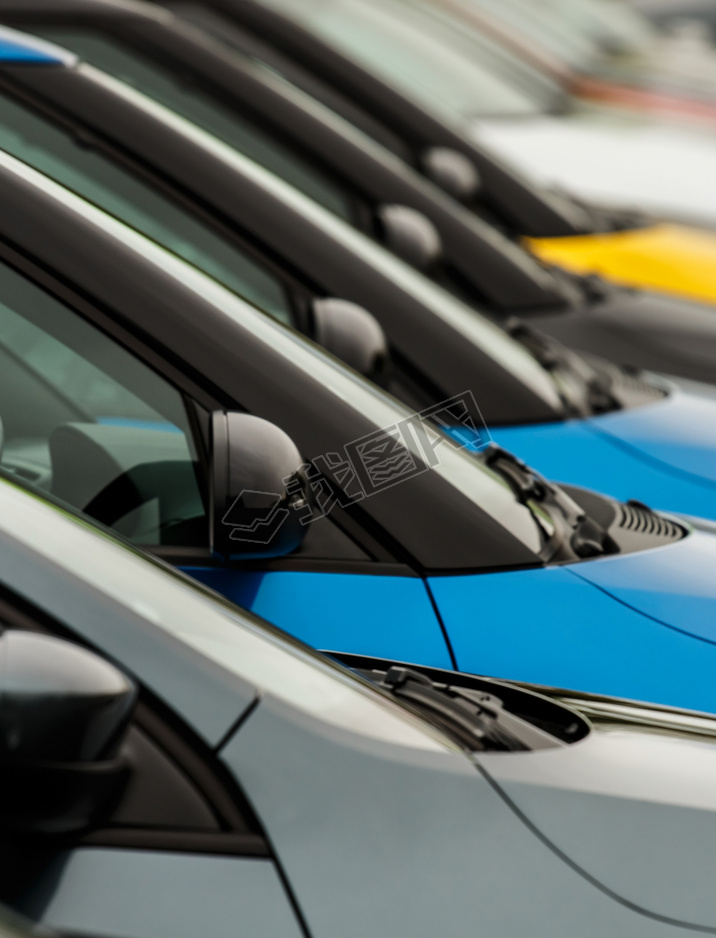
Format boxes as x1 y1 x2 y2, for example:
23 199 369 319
0 0 579 318
22 0 716 320
11 470 716 937
0 25 715 523
161 0 716 300
4 137 716 713
427 0 716 116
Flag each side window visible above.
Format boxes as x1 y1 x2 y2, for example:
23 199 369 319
33 27 356 223
0 92 293 325
0 262 207 547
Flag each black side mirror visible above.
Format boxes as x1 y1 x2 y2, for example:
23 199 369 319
211 412 312 560
375 204 442 271
0 631 136 835
421 147 481 202
312 298 390 384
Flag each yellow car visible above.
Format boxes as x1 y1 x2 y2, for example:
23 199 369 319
529 224 716 306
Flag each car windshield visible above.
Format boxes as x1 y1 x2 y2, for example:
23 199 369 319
254 0 550 120
0 472 455 752
31 25 356 222
0 149 545 557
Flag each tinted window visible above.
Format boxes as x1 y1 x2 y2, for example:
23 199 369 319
35 27 355 221
0 262 206 546
0 93 292 324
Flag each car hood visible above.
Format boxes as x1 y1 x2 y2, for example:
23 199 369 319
472 113 716 225
573 527 716 647
221 672 715 937
491 384 716 518
527 223 716 306
478 702 716 930
585 384 716 488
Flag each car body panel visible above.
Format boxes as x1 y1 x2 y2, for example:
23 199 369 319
529 223 716 305
474 114 716 226
0 484 258 747
219 689 700 938
429 557 716 712
479 728 716 929
492 390 716 517
573 528 716 646
585 387 716 484
184 568 454 669
19 851 303 938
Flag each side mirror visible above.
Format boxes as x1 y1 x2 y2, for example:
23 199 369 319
211 412 312 560
312 298 390 384
0 631 136 835
375 204 442 271
421 147 481 202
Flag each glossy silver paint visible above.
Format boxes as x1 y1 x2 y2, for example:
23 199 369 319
2 479 716 936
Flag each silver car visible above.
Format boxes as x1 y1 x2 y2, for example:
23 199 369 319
1 472 716 938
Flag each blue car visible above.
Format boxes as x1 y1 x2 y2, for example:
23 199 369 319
0 25 713 524
4 138 716 719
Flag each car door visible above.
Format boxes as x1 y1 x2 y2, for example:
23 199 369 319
0 251 452 668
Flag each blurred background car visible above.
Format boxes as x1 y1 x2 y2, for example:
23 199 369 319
0 23 716 523
173 0 716 245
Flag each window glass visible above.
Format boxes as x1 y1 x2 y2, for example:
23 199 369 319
0 262 206 546
35 27 355 222
0 93 292 324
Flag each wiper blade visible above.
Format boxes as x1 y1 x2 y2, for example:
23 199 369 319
506 317 619 416
485 444 613 560
367 666 563 752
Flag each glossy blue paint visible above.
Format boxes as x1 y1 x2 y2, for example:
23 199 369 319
183 568 454 669
0 28 72 64
572 529 716 646
97 418 182 433
586 389 716 486
428 556 716 714
491 409 716 520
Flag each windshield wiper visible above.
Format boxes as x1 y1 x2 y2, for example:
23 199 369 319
506 317 619 417
366 666 563 752
485 444 614 560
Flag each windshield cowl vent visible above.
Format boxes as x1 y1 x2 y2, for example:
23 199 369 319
618 501 684 542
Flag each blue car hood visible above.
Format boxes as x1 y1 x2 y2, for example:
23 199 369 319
492 386 716 519
586 387 716 488
573 527 716 647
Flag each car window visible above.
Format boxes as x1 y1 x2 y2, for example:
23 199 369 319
34 27 356 223
0 261 207 547
0 92 292 325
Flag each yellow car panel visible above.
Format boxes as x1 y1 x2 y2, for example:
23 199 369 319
527 224 716 305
